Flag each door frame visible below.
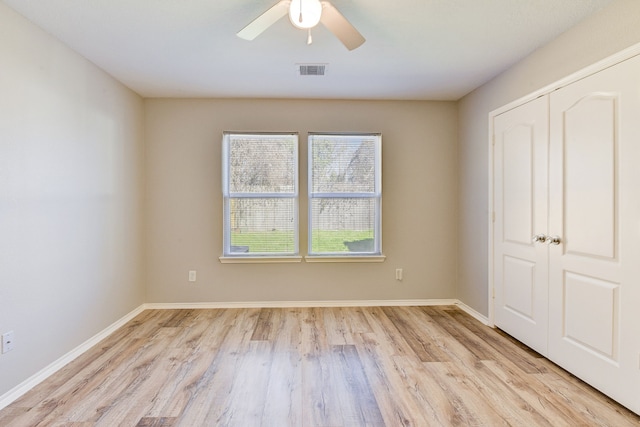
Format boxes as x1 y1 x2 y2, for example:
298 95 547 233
487 42 640 326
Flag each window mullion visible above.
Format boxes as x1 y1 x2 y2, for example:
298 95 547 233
230 192 297 198
309 192 378 198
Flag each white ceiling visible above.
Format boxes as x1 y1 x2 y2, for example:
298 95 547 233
3 0 613 100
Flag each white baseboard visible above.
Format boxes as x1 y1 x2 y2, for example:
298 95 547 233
0 304 146 411
143 298 459 310
0 298 486 411
454 300 491 325
146 300 491 326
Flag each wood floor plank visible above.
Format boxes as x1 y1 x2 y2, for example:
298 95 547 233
89 343 188 425
421 306 544 373
6 336 149 426
169 308 224 349
363 307 422 359
421 306 498 361
250 308 275 341
260 308 303 427
69 325 184 424
144 309 241 420
159 310 197 328
299 307 346 427
479 360 592 427
429 308 635 425
215 340 274 426
388 306 478 366
1 306 639 427
439 307 548 374
10 310 162 409
141 347 216 419
381 306 451 363
330 344 385 426
417 308 592 425
531 370 640 426
127 310 179 340
173 308 260 426
260 351 302 427
344 306 375 335
324 307 355 346
437 359 555 426
352 334 430 426
136 417 176 426
422 361 509 426
356 308 442 426
0 406 29 426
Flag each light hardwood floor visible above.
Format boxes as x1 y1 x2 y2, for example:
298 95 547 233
1 306 639 426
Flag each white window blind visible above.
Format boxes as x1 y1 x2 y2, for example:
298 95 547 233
308 133 382 255
222 132 298 256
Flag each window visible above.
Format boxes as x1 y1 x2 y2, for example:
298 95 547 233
308 133 382 257
222 132 299 258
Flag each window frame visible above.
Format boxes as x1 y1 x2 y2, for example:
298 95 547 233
220 131 301 262
306 132 384 261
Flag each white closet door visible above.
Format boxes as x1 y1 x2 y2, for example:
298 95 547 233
548 54 640 413
493 96 549 355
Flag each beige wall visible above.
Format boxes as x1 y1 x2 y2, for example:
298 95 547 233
145 99 458 303
457 0 640 315
0 3 145 396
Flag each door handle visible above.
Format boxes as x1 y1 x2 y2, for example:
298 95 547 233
532 234 547 243
546 235 562 245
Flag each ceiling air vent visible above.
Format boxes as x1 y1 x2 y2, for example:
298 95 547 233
298 64 326 76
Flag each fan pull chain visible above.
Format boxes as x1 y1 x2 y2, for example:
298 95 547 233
307 28 313 45
299 0 303 23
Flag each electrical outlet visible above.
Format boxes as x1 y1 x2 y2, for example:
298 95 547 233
395 268 403 281
188 270 197 282
2 331 14 354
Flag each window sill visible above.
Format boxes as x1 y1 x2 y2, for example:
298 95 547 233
304 255 386 263
219 256 303 264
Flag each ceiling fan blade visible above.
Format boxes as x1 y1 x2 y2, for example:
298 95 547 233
237 1 290 41
319 2 365 50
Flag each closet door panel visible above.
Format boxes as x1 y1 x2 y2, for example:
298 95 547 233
548 54 640 414
563 95 617 259
563 272 618 359
493 96 549 355
502 255 536 318
502 125 534 245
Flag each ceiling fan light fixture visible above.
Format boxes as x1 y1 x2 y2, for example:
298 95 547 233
289 0 322 29
237 0 365 50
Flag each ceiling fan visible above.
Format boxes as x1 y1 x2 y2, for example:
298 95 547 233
237 0 365 51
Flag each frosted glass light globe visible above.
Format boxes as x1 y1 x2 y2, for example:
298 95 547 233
289 0 322 29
